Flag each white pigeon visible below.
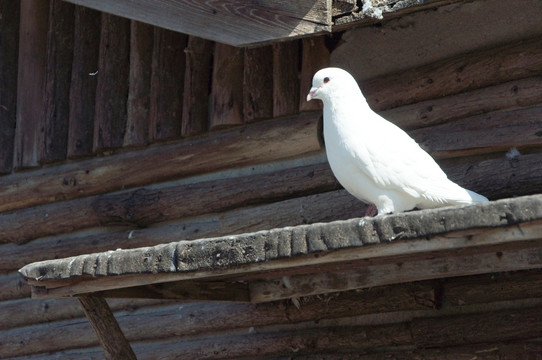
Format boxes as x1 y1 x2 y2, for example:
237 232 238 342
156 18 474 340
307 67 488 215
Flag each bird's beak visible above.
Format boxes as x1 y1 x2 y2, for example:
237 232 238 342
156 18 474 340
307 86 319 101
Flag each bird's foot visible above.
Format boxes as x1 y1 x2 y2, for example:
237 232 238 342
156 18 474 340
364 203 378 217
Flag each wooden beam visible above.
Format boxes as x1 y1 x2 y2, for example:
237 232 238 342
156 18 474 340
124 20 153 148
93 13 130 153
40 0 74 164
209 43 244 130
149 28 187 141
61 0 331 46
98 280 250 301
13 0 49 169
181 36 213 137
18 196 542 299
78 295 136 360
0 0 20 174
272 40 300 117
243 45 273 122
0 111 321 213
249 242 542 302
67 5 100 158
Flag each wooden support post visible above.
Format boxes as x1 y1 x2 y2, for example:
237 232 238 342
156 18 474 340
78 295 137 360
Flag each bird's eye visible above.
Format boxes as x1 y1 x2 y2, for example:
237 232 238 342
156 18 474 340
323 77 330 84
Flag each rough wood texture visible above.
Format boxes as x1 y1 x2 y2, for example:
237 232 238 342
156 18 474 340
40 0 74 164
18 195 542 299
0 0 19 174
0 112 321 213
93 13 130 153
273 40 300 117
412 106 542 159
13 0 49 169
124 21 153 148
299 36 329 111
182 36 213 137
243 45 273 122
61 0 331 46
0 162 338 244
67 5 100 158
363 36 542 111
78 295 136 360
149 28 187 141
382 76 542 131
1 189 367 271
210 43 245 129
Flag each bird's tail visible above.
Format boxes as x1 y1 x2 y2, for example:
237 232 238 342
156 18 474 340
465 189 489 203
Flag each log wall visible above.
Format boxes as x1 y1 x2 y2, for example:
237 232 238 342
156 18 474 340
1 0 542 358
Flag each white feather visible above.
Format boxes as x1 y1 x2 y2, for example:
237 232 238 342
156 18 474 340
307 67 488 215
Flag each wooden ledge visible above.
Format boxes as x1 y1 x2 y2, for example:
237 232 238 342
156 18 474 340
19 195 542 302
62 0 459 46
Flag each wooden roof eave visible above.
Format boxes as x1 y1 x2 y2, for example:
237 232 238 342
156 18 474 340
19 194 542 303
60 0 461 46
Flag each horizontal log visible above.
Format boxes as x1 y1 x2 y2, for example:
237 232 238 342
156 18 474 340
362 36 542 111
0 112 321 214
0 161 338 244
0 271 30 301
412 106 542 159
0 296 166 330
382 76 542 130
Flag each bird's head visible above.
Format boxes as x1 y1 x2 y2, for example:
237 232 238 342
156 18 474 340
306 67 359 103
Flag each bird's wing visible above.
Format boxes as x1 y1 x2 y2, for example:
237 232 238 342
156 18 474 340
352 116 474 204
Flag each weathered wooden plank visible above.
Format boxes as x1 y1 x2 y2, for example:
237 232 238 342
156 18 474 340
299 36 329 112
78 295 137 360
61 0 331 46
0 111 321 213
0 189 365 272
443 270 542 307
363 37 542 111
273 40 300 117
13 0 49 169
149 28 187 141
412 305 542 347
0 162 337 244
243 45 273 122
210 43 245 129
382 76 542 131
19 196 542 298
123 21 153 148
67 5 100 158
411 106 542 159
99 280 251 302
181 36 214 137
250 243 542 302
0 0 20 174
93 13 131 153
40 0 74 164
